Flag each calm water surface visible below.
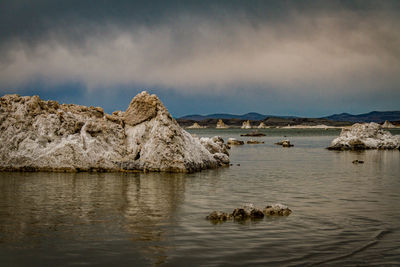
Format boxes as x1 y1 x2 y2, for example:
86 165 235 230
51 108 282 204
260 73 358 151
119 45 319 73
1 129 400 266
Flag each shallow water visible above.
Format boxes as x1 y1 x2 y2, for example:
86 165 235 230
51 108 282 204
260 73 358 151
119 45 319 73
1 129 400 266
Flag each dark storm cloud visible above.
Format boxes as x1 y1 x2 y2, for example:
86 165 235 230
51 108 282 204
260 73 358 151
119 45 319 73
0 0 399 115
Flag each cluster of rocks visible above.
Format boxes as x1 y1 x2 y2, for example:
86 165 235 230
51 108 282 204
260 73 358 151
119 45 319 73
327 123 400 150
275 140 294 147
206 203 292 222
0 92 230 173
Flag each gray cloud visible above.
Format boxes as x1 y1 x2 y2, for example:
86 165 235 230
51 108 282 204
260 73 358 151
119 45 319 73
0 1 399 115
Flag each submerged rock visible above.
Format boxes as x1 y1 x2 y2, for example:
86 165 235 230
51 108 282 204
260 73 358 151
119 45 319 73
275 140 294 147
206 203 291 222
0 92 229 172
352 160 364 164
250 208 265 218
263 204 292 216
227 138 244 145
206 211 230 221
240 131 266 137
247 140 264 144
327 123 400 150
231 208 251 219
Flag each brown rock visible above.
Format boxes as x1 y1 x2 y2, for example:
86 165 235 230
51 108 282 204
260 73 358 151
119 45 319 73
231 208 250 219
263 205 292 216
247 140 264 144
124 91 160 126
206 211 230 221
250 209 265 218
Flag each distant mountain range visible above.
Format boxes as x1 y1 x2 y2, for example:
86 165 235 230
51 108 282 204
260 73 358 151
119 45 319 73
180 112 297 121
179 111 400 123
323 111 400 123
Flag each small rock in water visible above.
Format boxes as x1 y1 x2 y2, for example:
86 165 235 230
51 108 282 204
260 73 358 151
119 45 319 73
250 209 265 218
247 140 264 144
240 131 266 137
227 138 245 145
231 208 250 219
263 204 292 216
206 211 230 221
275 140 294 147
352 160 364 164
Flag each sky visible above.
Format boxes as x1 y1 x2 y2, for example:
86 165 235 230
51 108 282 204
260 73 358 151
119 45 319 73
0 0 399 117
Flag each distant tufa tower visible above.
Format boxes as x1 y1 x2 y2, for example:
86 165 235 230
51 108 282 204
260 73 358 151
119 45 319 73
216 119 229 128
241 120 252 129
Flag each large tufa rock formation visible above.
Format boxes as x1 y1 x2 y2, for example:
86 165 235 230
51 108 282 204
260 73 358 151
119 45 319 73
0 92 229 172
327 122 400 150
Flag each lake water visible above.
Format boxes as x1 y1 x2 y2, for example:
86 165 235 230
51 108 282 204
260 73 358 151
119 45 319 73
1 129 400 266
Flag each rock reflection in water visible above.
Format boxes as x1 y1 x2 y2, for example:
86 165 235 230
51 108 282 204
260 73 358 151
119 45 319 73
121 172 186 265
0 171 186 265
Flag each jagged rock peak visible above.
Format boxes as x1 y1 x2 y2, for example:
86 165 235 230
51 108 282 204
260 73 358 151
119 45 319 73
124 91 166 126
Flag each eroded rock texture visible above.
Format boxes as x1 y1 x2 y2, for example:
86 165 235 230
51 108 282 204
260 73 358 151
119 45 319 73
0 92 229 172
327 123 400 150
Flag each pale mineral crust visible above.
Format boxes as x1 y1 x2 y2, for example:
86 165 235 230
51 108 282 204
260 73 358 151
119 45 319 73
241 120 252 129
0 91 229 172
327 122 400 150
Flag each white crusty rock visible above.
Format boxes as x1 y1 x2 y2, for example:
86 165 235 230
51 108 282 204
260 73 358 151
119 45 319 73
216 119 229 129
187 122 206 129
0 92 229 172
257 122 268 129
241 120 252 129
199 136 230 165
327 122 400 150
382 120 396 128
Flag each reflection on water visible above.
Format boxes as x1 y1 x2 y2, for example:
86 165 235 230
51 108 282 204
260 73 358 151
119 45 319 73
0 172 187 266
0 131 399 266
121 173 186 265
